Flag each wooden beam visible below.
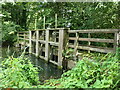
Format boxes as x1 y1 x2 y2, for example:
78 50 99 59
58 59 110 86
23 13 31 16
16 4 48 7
73 32 79 60
58 29 64 67
88 33 91 53
69 45 114 53
68 29 120 33
69 37 114 43
29 31 32 53
49 41 59 46
45 30 49 62
36 30 39 56
38 40 46 44
114 32 119 52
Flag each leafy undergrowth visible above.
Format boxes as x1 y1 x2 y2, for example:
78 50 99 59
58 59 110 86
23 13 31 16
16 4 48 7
0 49 120 88
0 56 40 88
38 52 120 88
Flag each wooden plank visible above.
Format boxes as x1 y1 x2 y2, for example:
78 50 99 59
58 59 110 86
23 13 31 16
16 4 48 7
88 33 91 53
49 60 58 65
45 30 49 62
31 39 36 42
38 40 46 44
18 31 29 34
36 30 39 56
69 45 114 53
58 29 64 67
29 31 32 53
73 32 79 60
114 32 119 51
49 41 59 46
69 37 114 43
68 29 120 33
39 56 45 60
19 35 28 37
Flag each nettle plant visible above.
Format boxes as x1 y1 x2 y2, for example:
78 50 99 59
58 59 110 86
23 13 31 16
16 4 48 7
63 48 74 60
0 53 40 88
40 49 120 88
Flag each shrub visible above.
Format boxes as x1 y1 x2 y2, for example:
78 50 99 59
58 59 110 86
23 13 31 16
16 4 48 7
40 52 120 88
0 56 40 88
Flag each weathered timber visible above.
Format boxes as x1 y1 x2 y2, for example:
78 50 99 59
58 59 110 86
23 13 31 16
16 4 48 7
69 37 114 43
68 29 119 33
114 32 119 51
17 28 119 69
88 33 91 53
73 32 79 60
29 31 32 53
49 41 59 46
58 29 64 67
69 45 114 53
45 30 50 62
36 30 39 56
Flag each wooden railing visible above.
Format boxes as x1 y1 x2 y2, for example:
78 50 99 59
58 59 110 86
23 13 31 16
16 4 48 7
17 28 68 68
68 29 120 60
17 29 120 67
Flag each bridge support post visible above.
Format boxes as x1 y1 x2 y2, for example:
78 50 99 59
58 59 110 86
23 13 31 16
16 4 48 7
45 29 50 62
114 31 119 52
58 29 68 68
36 30 39 57
29 31 32 53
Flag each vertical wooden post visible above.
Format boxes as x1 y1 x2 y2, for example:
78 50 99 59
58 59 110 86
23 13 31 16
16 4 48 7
17 33 19 47
36 30 39 57
24 33 26 45
35 19 37 30
58 29 64 67
45 29 49 62
43 16 45 29
29 31 32 53
73 32 79 61
55 14 57 28
114 31 119 52
88 33 91 53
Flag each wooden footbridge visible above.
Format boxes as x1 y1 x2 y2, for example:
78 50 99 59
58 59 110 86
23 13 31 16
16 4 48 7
17 28 120 68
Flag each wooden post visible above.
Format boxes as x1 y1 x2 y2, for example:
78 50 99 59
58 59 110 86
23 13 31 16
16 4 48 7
45 29 49 62
36 30 39 57
24 33 26 45
114 31 119 52
17 33 19 47
88 33 91 53
35 19 37 30
29 31 32 53
73 32 79 61
43 16 45 29
58 29 64 68
55 14 57 28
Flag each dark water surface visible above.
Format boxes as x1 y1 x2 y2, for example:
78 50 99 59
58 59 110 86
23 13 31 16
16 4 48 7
1 47 63 80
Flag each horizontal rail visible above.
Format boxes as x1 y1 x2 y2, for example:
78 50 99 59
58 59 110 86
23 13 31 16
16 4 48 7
18 31 29 33
30 28 69 31
49 60 58 65
69 45 114 53
68 29 120 33
38 40 46 44
69 37 114 43
49 41 59 46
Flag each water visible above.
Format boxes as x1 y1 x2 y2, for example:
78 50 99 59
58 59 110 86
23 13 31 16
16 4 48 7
0 47 63 80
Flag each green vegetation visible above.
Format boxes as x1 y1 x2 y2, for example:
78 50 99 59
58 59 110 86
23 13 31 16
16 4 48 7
38 51 120 88
2 21 20 46
0 49 119 88
0 55 39 88
1 2 120 89
1 2 120 46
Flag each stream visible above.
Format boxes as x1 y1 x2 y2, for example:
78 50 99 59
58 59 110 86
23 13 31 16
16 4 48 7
0 47 63 81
